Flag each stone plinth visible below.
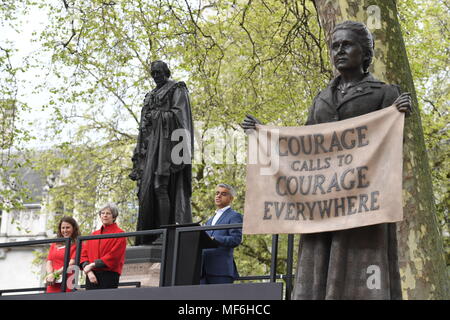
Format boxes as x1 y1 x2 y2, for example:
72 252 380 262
120 245 162 287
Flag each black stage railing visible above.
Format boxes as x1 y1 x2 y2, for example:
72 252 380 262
0 237 72 292
0 282 141 296
73 228 167 288
171 224 295 300
0 225 295 299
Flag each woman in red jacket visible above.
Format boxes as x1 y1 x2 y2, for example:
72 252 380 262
45 216 80 293
80 203 127 290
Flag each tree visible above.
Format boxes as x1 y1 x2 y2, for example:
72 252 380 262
7 0 446 295
30 0 329 277
396 0 449 275
313 0 449 300
0 2 35 213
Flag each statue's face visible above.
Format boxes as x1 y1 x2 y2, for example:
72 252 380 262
331 29 365 73
151 62 169 87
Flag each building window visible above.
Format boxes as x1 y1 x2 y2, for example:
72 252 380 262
55 201 64 216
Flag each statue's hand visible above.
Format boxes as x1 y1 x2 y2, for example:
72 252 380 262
393 92 412 115
129 169 139 181
240 114 262 131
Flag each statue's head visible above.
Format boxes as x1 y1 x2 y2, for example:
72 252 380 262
331 21 374 74
150 60 171 87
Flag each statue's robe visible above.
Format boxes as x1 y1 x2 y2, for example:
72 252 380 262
132 79 193 245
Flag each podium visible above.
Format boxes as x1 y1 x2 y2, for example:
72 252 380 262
161 223 218 286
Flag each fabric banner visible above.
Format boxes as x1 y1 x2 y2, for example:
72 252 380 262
243 106 405 235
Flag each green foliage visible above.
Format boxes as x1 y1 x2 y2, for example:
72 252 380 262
0 2 35 213
33 141 138 235
398 0 449 263
2 0 448 278
28 0 329 277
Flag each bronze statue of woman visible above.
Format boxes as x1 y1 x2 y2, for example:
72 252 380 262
242 21 411 299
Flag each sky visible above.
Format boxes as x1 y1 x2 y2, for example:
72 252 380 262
2 2 124 151
1 2 248 165
2 3 60 150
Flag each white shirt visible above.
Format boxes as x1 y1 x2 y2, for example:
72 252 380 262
211 206 231 225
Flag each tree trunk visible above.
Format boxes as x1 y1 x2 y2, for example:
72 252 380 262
312 0 449 300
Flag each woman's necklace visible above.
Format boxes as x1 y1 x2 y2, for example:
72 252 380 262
337 74 366 95
337 82 352 95
337 80 361 95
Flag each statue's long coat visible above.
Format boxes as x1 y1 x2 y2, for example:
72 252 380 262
292 73 403 300
132 79 193 245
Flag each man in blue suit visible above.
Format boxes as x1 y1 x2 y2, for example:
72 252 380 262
201 183 243 284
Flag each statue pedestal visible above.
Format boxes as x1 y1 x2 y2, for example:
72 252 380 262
120 245 162 287
125 245 161 263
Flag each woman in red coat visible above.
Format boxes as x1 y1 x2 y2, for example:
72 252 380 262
45 216 80 293
80 203 127 290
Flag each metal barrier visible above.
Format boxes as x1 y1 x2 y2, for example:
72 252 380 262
73 228 167 288
0 225 295 299
0 281 142 296
0 237 72 292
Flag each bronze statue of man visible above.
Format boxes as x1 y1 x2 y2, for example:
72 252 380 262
130 60 193 245
242 21 411 299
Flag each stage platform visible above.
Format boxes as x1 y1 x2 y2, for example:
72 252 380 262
0 282 283 300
